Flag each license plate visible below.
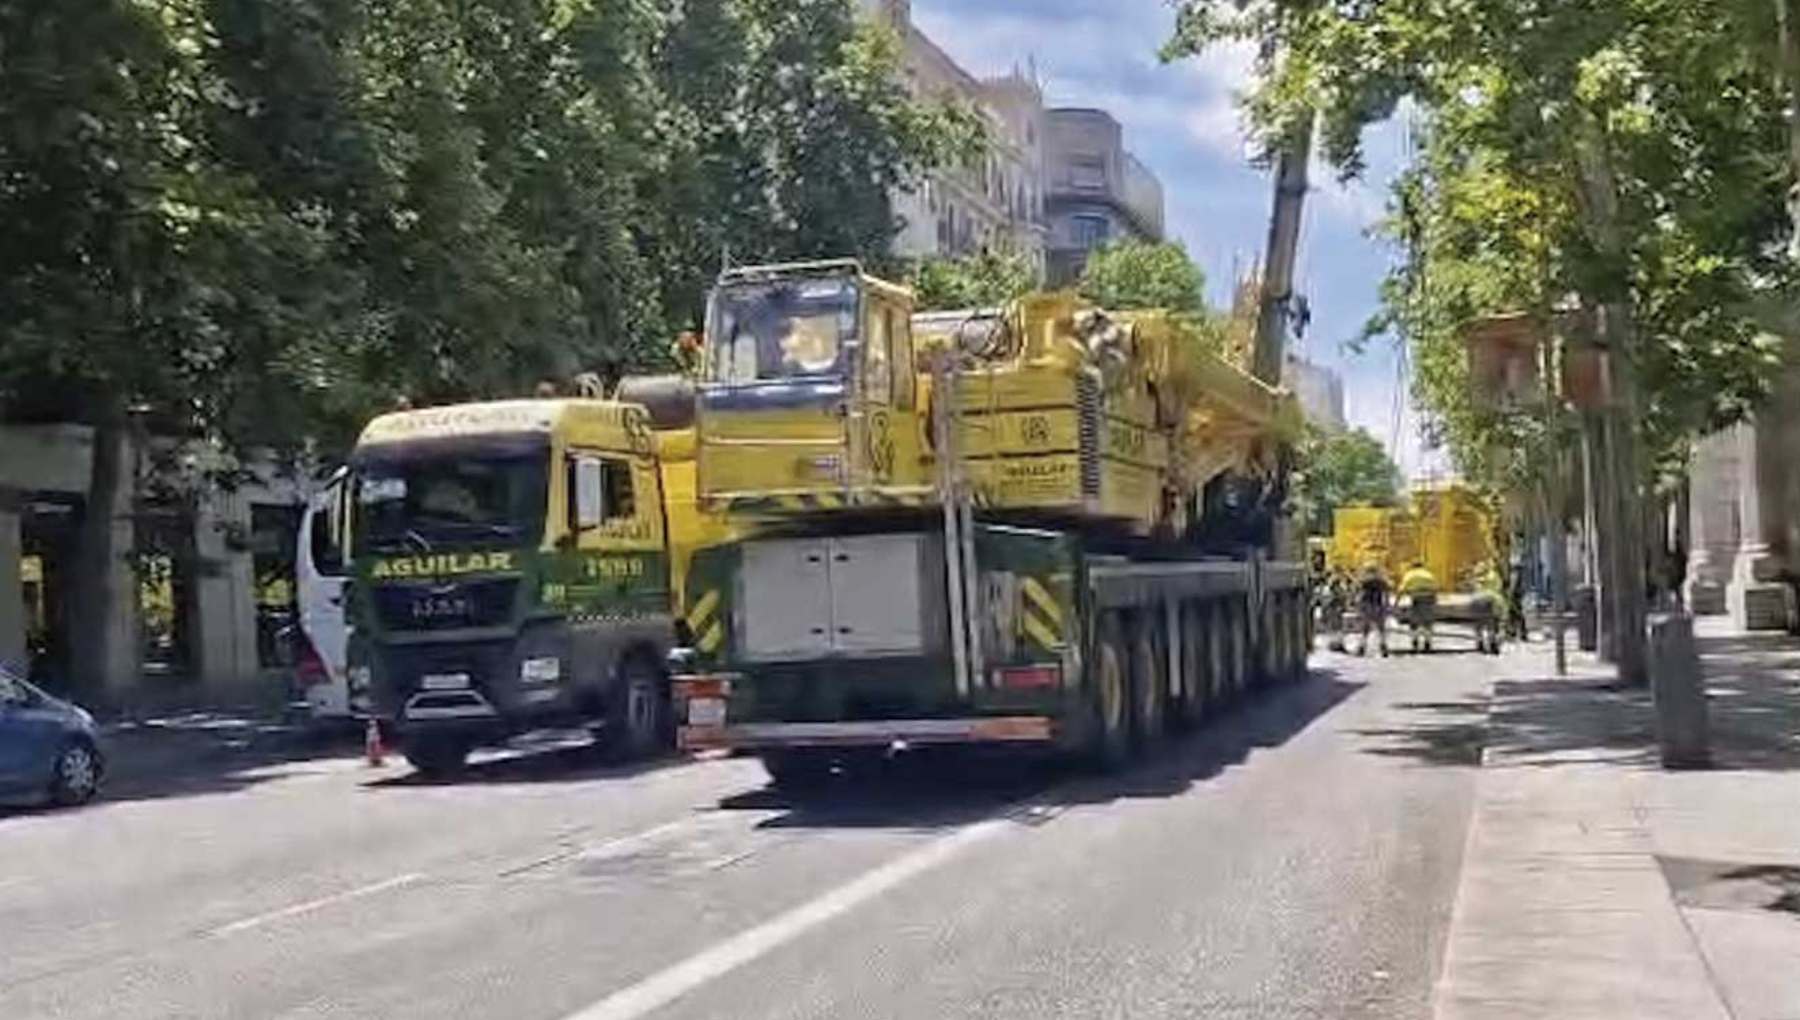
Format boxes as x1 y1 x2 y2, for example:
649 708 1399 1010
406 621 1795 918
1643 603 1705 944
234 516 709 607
687 697 726 727
421 672 471 691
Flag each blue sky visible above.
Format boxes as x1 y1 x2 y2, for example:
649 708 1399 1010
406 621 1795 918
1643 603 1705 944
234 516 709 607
909 0 1445 477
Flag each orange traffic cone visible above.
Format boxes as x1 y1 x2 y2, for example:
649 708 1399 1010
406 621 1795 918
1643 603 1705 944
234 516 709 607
364 718 387 767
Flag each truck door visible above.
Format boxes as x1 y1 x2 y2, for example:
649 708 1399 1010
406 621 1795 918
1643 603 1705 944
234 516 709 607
295 471 350 717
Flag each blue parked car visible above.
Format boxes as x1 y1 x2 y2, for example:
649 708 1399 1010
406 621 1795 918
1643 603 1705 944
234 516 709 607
0 665 105 806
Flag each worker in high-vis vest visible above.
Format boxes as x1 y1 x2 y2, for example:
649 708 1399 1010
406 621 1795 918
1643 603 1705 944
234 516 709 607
1398 561 1439 653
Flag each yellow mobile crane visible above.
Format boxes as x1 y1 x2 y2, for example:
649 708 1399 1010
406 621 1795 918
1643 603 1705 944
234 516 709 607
668 260 1310 782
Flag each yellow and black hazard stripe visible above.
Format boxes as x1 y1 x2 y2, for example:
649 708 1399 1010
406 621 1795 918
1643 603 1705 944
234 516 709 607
1018 576 1065 652
714 489 935 514
775 491 845 511
686 588 725 654
861 488 934 508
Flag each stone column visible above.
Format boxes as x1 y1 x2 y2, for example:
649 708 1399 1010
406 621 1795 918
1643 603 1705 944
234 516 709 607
191 487 261 695
1728 419 1794 630
88 429 141 698
0 488 26 671
1684 427 1741 614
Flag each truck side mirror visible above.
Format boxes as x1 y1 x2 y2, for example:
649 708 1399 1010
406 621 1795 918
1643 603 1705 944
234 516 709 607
573 457 606 530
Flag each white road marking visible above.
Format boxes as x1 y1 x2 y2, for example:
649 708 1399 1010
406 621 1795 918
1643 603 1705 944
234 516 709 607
206 873 424 937
500 818 698 878
561 817 1013 1020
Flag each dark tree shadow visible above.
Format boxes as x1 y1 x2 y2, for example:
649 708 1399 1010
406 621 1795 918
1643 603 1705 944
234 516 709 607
714 668 1364 831
1348 693 1492 767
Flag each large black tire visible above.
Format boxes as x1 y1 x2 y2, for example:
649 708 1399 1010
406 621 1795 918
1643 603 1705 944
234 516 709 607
404 735 470 778
605 653 670 762
48 740 102 806
761 748 836 791
1176 603 1208 730
1206 602 1229 706
1224 601 1248 698
1131 613 1167 755
1087 613 1132 772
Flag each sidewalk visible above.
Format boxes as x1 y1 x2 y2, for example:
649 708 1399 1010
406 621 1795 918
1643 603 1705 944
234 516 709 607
1435 620 1800 1020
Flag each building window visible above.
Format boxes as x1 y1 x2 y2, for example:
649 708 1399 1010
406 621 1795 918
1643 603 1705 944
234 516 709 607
1072 214 1110 249
1069 157 1106 190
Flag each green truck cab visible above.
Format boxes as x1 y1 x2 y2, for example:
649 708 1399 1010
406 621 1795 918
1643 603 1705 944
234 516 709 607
346 397 730 775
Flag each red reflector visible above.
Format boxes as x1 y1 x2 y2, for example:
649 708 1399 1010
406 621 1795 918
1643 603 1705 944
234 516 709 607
995 665 1060 690
673 676 733 700
294 635 329 688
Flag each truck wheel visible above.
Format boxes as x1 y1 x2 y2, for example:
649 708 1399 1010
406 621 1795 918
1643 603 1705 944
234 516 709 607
404 736 469 778
1205 602 1228 707
1132 615 1166 754
1223 601 1248 699
762 749 835 791
1088 614 1132 772
606 653 669 762
1178 603 1207 729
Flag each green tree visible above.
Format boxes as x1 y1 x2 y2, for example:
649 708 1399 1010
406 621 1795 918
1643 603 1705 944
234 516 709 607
645 1 986 328
0 0 977 692
1290 425 1403 536
1168 0 1794 680
1078 239 1207 313
909 248 1039 311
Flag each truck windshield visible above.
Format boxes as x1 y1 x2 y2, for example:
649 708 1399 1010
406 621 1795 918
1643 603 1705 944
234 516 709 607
707 276 859 383
353 452 547 555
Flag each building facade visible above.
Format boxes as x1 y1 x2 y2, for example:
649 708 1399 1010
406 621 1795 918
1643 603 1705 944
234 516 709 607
1042 108 1166 283
1684 336 1800 630
864 0 1050 269
0 422 322 704
1284 354 1347 431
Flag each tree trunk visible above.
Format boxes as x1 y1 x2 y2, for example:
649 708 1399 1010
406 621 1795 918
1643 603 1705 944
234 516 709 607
69 413 132 701
1573 115 1648 685
1776 0 1800 253
1587 411 1618 662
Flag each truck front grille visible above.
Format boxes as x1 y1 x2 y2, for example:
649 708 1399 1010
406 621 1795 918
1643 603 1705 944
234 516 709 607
372 577 519 632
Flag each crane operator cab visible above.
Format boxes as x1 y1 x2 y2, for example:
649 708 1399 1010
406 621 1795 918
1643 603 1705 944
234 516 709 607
695 260 930 514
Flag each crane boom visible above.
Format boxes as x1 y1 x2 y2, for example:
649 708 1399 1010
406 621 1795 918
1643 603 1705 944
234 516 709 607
1252 119 1314 386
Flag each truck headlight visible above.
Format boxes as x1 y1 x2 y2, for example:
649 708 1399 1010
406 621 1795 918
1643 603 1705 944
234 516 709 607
520 657 561 685
347 665 372 695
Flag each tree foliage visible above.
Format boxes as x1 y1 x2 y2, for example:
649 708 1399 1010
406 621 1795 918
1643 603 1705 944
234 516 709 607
0 0 982 692
1169 0 1795 485
1077 239 1208 314
0 0 978 457
908 247 1040 311
1290 424 1403 535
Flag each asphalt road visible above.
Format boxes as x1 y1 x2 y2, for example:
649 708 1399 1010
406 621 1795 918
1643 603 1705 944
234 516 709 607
0 647 1494 1020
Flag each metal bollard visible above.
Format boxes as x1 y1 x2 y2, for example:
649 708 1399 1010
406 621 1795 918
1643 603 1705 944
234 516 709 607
1647 613 1710 769
1574 585 1598 652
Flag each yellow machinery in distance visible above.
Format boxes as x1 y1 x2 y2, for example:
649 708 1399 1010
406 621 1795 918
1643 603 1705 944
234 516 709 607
1327 482 1499 593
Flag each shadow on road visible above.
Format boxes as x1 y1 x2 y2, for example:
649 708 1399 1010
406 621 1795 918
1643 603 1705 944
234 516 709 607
1398 629 1800 773
360 740 693 789
0 717 367 818
0 718 699 820
1347 694 1492 767
715 668 1364 831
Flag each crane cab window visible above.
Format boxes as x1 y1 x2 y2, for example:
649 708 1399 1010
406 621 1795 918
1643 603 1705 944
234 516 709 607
864 306 891 404
568 455 637 533
887 308 915 409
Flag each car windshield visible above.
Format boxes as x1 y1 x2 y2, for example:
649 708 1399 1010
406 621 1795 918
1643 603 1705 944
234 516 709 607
706 276 860 383
352 451 547 555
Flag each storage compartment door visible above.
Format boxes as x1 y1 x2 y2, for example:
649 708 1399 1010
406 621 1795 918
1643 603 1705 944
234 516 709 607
740 539 833 660
827 534 926 655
